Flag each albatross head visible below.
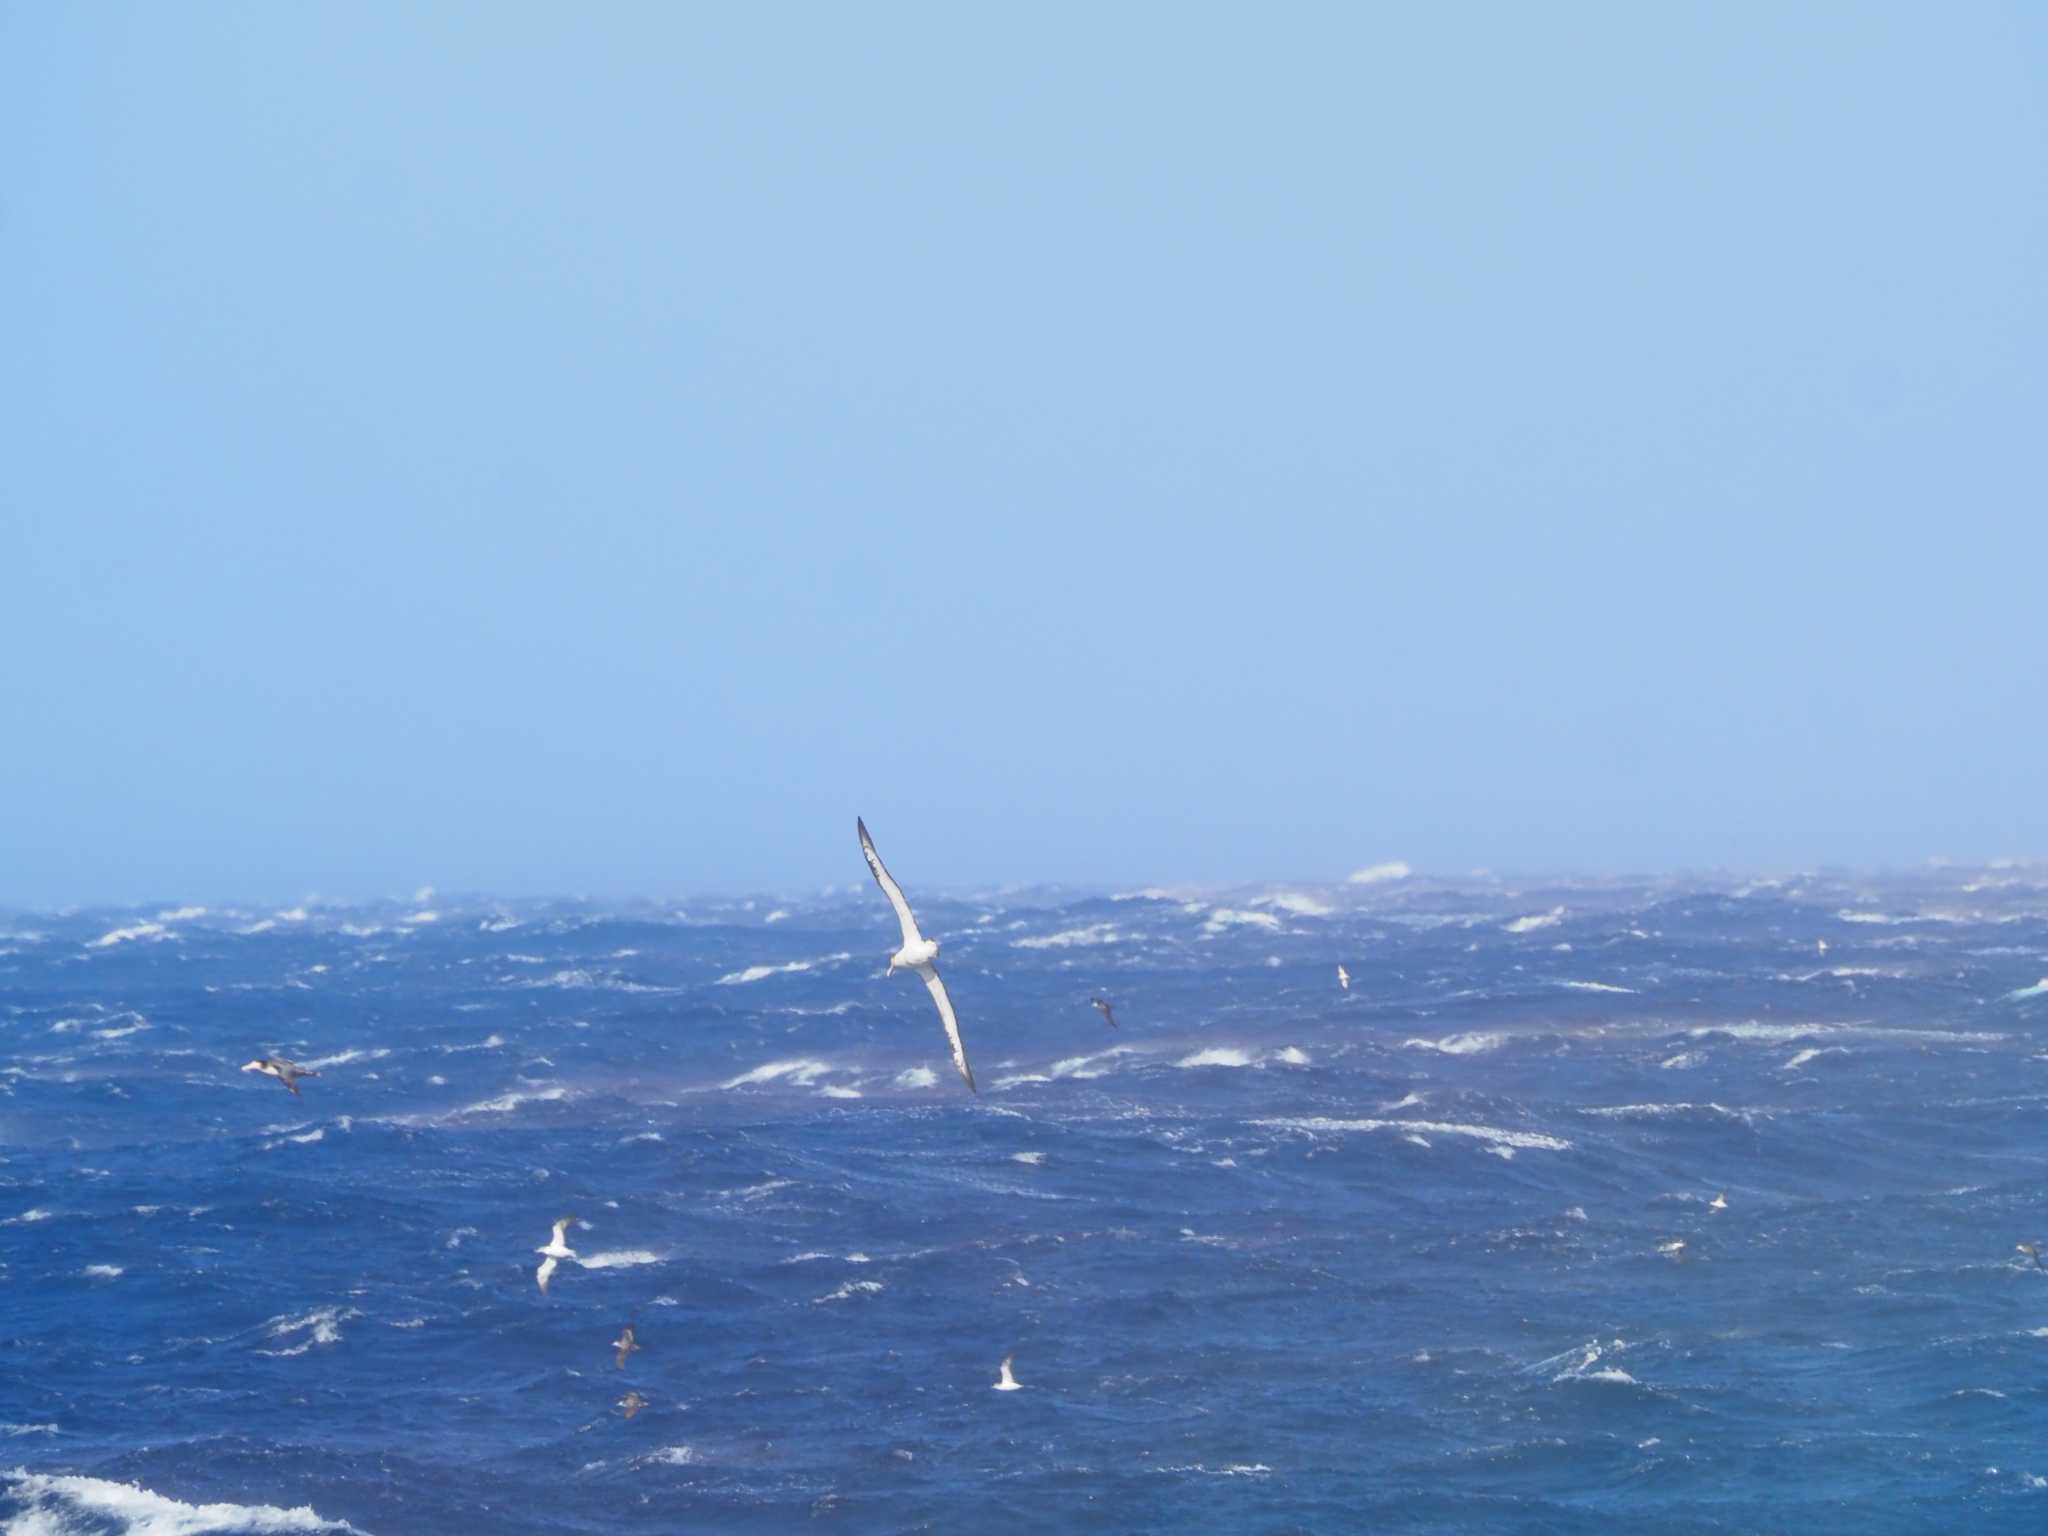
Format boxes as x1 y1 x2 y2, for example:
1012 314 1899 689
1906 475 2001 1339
240 1060 267 1074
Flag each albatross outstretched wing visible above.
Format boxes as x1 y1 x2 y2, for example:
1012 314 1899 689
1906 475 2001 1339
857 818 925 949
914 962 975 1093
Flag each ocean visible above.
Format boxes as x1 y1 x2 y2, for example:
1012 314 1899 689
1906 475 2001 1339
5 868 2048 1532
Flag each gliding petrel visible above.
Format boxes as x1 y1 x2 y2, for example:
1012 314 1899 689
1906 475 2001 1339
241 1057 319 1096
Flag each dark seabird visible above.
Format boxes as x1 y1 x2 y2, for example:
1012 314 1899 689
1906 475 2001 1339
2019 1242 2046 1272
535 1215 577 1294
613 1322 640 1369
1090 997 1118 1030
858 817 974 1092
240 1057 319 1096
617 1391 647 1419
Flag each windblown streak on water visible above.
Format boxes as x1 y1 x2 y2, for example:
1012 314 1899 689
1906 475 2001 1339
6 868 2048 1532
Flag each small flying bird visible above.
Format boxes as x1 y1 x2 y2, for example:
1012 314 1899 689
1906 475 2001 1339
535 1215 577 1295
1709 1192 1728 1212
1337 965 1351 992
2019 1243 2047 1272
613 1322 640 1369
240 1057 319 1096
1090 997 1118 1030
858 817 975 1092
617 1391 647 1420
992 1355 1022 1392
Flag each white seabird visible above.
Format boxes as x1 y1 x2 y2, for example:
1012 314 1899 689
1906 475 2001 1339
993 1354 1021 1391
1709 1191 1727 1212
858 817 974 1092
535 1214 577 1295
241 1056 319 1096
1336 964 1351 992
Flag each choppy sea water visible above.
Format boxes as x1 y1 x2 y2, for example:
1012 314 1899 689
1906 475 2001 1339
5 868 2048 1533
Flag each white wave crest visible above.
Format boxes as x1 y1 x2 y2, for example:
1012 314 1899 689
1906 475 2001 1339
0 1472 362 1533
1784 1046 1848 1071
1254 1116 1570 1151
580 1249 663 1270
1274 1046 1310 1065
82 1264 124 1279
1011 923 1122 950
1201 908 1282 935
1177 1047 1255 1069
456 1087 566 1115
1155 1462 1274 1477
1045 1045 1138 1081
1348 861 1411 885
1258 892 1332 917
721 1058 834 1089
86 921 170 949
1505 907 1566 934
1579 1102 1751 1123
1403 1032 1504 1055
709 1178 795 1203
1689 1021 2003 1046
259 1306 360 1357
297 1048 390 1070
716 952 850 985
893 1065 938 1089
814 1279 885 1303
1558 979 1635 994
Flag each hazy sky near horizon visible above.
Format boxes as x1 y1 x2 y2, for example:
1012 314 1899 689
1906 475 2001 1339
4 5 2044 906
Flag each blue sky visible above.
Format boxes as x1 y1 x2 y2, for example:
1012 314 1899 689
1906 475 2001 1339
4 4 2044 905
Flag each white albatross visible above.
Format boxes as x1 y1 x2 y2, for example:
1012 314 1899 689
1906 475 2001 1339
858 817 975 1092
535 1214 577 1295
993 1354 1021 1391
1336 964 1351 992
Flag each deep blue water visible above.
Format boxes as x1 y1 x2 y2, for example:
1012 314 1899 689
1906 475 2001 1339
6 869 2048 1533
